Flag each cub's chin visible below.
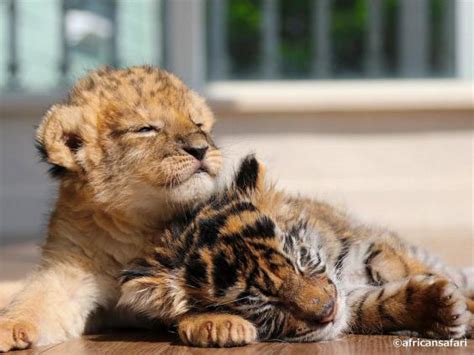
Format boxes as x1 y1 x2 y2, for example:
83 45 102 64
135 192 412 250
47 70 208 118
167 171 218 206
116 171 219 221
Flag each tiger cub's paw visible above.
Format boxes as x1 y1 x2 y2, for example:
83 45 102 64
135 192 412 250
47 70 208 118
413 276 470 339
178 313 257 347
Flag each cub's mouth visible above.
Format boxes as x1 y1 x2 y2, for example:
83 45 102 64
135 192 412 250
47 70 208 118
190 159 219 178
187 162 212 180
283 320 333 340
258 292 344 343
196 164 210 174
282 298 347 343
165 161 216 189
160 148 222 192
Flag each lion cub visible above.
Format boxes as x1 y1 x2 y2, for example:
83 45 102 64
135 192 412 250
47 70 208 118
0 66 223 352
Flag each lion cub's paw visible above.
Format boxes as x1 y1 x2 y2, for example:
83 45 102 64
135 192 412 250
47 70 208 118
178 313 257 347
414 277 470 339
0 317 38 352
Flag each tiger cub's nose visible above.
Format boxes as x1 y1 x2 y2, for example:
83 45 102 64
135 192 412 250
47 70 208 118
317 300 337 324
184 145 209 161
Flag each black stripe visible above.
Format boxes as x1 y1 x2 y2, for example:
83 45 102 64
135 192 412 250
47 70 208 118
245 265 260 289
194 201 258 248
227 201 257 214
228 239 251 269
212 251 238 296
246 241 279 261
335 237 351 277
208 192 231 210
364 243 382 265
364 244 382 285
272 313 286 339
154 251 177 269
185 254 208 288
355 291 371 327
178 226 197 255
313 264 327 274
299 246 312 266
235 155 259 192
196 213 227 247
170 211 199 240
242 216 276 239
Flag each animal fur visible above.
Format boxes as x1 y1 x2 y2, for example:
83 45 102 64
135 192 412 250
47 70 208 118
0 66 223 352
120 156 474 347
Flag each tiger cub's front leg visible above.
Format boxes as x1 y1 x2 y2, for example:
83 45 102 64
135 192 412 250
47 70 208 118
177 313 257 347
348 275 471 339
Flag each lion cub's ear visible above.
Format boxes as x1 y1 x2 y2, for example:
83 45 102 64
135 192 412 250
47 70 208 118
36 105 87 178
234 154 266 194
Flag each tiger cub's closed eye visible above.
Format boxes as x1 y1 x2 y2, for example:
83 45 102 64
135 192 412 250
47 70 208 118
135 126 158 133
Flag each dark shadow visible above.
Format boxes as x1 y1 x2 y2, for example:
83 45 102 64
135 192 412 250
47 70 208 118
88 328 179 344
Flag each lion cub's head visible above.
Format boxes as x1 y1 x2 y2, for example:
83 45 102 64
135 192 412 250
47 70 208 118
36 66 223 220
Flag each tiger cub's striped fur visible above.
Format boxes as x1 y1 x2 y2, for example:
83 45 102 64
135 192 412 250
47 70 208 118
119 156 473 347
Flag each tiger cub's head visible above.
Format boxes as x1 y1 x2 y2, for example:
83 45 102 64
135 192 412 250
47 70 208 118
120 155 345 342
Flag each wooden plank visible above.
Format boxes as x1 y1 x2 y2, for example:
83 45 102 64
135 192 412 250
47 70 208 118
11 333 474 354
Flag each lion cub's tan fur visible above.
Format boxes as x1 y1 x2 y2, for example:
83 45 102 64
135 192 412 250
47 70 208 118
0 66 223 351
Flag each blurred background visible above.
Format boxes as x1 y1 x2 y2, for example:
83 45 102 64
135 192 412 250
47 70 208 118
0 0 472 278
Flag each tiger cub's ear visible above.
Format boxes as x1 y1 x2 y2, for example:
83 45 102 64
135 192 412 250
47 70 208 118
234 154 266 194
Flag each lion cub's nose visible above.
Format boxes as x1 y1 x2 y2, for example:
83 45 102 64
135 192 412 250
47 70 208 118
184 145 208 161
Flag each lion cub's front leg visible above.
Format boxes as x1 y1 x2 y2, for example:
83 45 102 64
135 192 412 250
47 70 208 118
0 263 103 352
178 313 257 347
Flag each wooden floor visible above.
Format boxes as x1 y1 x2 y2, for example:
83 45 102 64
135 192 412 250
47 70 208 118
1 242 473 354
11 332 474 355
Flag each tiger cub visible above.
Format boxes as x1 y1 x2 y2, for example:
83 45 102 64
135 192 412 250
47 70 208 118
119 155 473 347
